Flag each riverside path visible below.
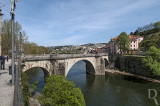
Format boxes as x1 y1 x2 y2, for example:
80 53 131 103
0 59 14 106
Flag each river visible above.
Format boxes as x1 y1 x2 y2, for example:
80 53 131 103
26 61 160 106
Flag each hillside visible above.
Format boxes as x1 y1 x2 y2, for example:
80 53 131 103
139 31 160 50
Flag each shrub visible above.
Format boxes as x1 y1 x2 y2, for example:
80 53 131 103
39 75 85 106
21 71 30 106
142 46 160 76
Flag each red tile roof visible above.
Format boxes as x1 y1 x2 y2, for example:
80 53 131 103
111 35 143 40
111 36 118 40
129 35 143 39
96 48 103 53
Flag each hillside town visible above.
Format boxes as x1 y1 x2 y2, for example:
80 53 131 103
49 35 144 55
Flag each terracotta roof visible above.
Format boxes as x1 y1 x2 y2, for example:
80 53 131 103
111 36 118 40
96 48 103 53
129 35 143 39
111 35 143 40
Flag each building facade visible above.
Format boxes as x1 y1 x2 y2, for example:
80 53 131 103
109 35 144 54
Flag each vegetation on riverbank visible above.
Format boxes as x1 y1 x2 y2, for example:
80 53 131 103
21 67 39 106
39 75 86 106
21 69 30 106
142 46 160 77
130 21 160 51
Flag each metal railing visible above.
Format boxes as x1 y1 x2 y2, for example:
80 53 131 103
13 60 24 106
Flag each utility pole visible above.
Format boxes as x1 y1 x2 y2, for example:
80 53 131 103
0 9 3 56
11 0 19 85
19 32 23 55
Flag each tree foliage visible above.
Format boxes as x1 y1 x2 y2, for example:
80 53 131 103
1 20 27 55
142 46 160 76
139 40 156 51
23 42 50 54
21 68 30 106
1 19 50 55
133 21 160 36
39 75 86 106
117 32 130 53
139 32 160 50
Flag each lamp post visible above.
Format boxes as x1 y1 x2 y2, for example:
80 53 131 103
0 9 3 56
11 0 19 85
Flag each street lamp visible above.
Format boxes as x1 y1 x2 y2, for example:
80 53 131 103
10 0 19 85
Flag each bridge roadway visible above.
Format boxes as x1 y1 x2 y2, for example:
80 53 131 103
21 53 109 76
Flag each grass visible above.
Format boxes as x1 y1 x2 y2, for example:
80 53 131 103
123 54 146 58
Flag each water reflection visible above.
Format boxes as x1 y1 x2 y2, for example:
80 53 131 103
25 68 45 93
26 61 160 106
67 61 160 106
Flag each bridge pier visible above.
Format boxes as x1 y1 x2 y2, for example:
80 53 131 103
50 60 65 76
93 57 105 75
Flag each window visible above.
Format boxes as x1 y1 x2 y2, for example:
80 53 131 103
131 45 132 47
134 45 135 47
134 41 135 43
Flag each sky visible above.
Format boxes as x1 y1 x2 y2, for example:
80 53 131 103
1 0 160 46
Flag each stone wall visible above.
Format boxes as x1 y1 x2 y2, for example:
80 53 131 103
114 56 159 79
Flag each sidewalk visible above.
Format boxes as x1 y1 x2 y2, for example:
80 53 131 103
0 59 14 106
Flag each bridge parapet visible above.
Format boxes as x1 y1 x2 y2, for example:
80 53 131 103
23 53 108 61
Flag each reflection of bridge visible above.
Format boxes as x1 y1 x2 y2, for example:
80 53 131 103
21 54 109 76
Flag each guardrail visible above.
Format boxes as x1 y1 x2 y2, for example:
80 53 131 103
13 60 24 106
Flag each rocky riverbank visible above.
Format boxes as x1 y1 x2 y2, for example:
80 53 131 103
29 92 41 106
111 55 160 80
105 69 160 84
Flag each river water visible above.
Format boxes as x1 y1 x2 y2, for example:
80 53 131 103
26 61 160 106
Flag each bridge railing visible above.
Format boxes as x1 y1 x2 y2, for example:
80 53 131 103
13 60 24 106
50 53 108 59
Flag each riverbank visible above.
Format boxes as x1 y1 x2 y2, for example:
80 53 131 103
105 69 160 84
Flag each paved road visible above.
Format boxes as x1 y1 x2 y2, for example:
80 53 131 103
0 59 14 106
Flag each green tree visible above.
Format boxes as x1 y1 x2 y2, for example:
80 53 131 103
130 32 134 35
139 40 156 51
21 70 30 106
117 32 130 54
1 19 28 55
142 46 160 76
39 75 86 106
154 22 160 29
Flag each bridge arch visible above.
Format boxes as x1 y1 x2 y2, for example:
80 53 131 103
104 58 109 69
23 66 49 77
65 58 95 76
22 60 51 76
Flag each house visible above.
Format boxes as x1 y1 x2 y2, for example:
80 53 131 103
109 36 120 54
109 35 144 54
101 46 109 53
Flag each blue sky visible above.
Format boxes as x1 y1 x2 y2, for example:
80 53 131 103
1 0 160 46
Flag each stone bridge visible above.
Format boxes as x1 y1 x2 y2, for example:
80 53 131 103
21 54 109 76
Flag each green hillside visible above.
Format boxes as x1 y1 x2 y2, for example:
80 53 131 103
131 21 160 50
